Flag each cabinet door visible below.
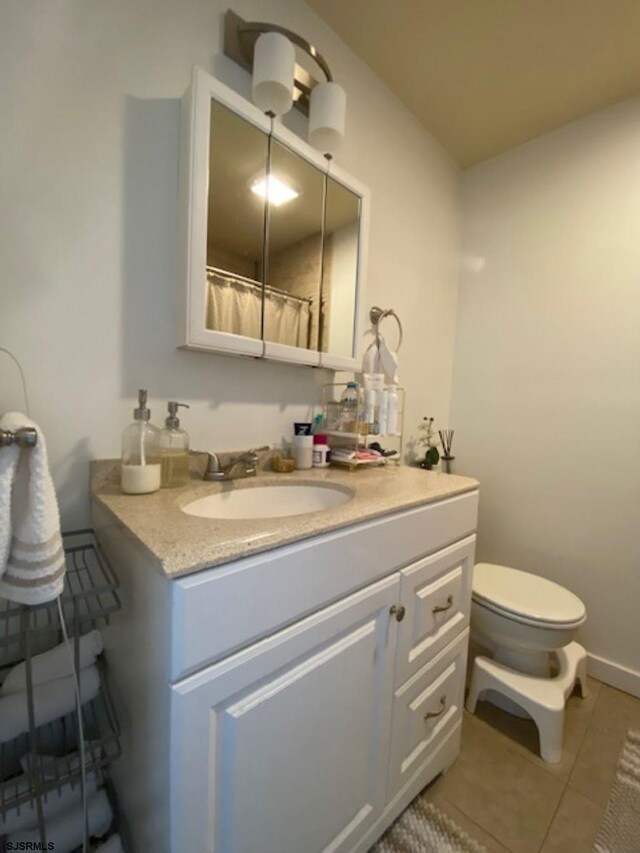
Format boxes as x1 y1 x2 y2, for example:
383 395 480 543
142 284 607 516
170 575 399 853
180 67 271 356
395 535 476 686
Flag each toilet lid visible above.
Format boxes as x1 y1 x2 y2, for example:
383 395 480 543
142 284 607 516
472 563 586 625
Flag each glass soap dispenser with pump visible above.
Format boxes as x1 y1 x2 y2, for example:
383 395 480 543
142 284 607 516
160 401 191 487
121 389 161 494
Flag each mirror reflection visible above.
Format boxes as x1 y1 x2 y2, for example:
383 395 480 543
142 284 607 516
265 140 324 350
206 101 267 339
204 96 362 359
321 177 361 358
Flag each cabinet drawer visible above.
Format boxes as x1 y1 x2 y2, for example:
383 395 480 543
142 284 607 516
395 536 475 687
387 629 469 800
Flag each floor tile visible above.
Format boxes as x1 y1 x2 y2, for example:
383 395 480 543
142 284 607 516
590 684 640 741
469 678 600 780
437 714 564 853
568 725 622 806
540 787 604 852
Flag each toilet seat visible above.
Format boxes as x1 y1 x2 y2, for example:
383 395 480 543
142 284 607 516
472 563 586 628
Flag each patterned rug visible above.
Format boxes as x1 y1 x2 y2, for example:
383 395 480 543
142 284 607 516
371 798 487 853
594 728 640 853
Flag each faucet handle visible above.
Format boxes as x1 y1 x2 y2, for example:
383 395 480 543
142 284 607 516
245 445 270 467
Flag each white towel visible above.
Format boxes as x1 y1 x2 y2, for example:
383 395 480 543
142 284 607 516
378 333 399 384
2 630 103 695
362 341 380 375
1 772 98 835
0 665 100 743
20 741 103 777
0 412 65 605
95 832 125 853
7 787 113 852
0 415 20 571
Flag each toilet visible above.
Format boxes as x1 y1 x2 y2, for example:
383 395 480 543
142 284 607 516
466 562 588 763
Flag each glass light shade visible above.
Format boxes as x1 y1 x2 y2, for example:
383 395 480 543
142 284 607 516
252 32 295 116
308 82 346 156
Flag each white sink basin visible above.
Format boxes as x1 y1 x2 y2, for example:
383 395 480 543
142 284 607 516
182 483 354 520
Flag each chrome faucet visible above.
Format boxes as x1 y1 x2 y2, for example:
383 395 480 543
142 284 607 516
204 446 269 481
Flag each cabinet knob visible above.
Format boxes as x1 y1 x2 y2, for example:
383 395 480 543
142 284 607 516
432 594 454 615
390 604 406 622
424 695 447 721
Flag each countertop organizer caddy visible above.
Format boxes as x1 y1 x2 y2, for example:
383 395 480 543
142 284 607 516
322 380 406 469
322 305 406 470
0 428 122 851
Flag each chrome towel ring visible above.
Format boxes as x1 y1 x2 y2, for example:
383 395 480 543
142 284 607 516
369 306 403 351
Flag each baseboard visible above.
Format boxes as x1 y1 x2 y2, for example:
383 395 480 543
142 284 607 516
588 653 640 699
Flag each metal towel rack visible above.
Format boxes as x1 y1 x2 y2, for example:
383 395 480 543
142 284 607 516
0 427 38 448
369 305 403 350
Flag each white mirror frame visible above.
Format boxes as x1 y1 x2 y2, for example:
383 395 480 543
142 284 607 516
178 67 369 370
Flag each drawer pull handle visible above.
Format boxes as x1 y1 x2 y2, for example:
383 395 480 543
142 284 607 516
390 605 406 622
432 595 454 615
424 695 447 721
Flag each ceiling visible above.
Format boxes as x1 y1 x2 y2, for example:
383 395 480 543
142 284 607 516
306 0 640 168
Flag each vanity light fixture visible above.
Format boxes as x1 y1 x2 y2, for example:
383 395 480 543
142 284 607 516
309 81 346 159
224 10 346 158
250 174 299 207
252 32 295 117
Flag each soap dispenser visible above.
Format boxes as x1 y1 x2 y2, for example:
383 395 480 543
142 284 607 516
121 389 161 494
159 402 190 488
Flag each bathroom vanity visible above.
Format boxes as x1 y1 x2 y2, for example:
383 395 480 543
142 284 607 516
91 464 478 852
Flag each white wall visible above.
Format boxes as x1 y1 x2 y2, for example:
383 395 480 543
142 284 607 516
452 98 640 686
0 0 460 527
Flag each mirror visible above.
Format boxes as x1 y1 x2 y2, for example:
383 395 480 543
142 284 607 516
181 69 368 367
206 100 267 339
321 177 361 359
265 140 324 351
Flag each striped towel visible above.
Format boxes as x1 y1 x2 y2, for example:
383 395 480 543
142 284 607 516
0 412 65 605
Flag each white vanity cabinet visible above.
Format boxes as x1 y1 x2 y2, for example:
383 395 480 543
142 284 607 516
93 488 478 853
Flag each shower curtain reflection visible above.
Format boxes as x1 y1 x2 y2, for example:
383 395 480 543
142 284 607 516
206 269 311 348
263 292 311 349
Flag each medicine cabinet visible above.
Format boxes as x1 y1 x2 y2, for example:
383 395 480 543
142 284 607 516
179 67 369 370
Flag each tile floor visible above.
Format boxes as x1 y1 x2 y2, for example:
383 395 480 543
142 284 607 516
423 676 640 853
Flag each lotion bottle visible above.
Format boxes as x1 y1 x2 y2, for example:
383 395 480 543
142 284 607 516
386 385 399 435
121 390 161 494
378 387 388 436
160 402 191 488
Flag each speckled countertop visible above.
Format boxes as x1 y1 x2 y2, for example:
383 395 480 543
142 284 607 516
91 459 479 579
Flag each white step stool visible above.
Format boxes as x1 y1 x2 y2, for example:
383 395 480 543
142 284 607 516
466 641 588 763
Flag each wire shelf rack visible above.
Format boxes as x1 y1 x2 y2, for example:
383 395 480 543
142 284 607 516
0 530 120 670
0 529 122 838
0 663 122 818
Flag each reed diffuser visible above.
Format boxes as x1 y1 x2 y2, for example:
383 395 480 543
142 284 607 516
439 429 455 473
